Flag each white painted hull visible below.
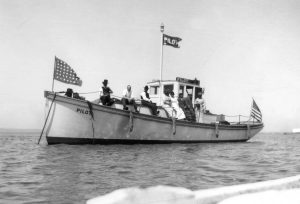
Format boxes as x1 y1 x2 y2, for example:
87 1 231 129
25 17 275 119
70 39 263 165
44 92 263 144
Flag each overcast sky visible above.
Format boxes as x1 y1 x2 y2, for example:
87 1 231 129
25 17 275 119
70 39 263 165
1 0 300 132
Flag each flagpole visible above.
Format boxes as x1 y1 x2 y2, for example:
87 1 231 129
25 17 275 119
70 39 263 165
159 23 164 105
51 56 56 92
249 98 253 121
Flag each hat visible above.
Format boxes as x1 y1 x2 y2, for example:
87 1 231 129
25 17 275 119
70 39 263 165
102 79 108 84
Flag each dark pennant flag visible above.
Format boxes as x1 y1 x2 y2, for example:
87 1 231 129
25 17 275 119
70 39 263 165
251 99 262 122
54 57 82 86
163 34 182 48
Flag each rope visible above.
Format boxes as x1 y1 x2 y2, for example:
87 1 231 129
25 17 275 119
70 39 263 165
78 91 101 95
86 101 95 144
87 101 95 120
247 124 251 139
55 90 142 104
38 93 57 144
215 123 219 138
172 118 176 135
91 122 95 144
129 111 134 132
222 114 250 124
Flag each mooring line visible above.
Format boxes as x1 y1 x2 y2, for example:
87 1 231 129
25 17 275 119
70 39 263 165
38 93 57 144
87 101 95 144
129 111 134 132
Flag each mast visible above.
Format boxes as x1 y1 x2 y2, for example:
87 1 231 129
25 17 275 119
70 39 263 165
159 23 164 105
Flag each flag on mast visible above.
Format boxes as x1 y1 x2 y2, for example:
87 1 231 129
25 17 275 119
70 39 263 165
163 34 182 48
53 57 82 86
250 99 262 122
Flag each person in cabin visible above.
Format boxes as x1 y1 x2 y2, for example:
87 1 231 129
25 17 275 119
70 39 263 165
169 91 186 120
140 86 159 115
178 93 183 99
195 92 206 122
122 85 139 112
100 79 113 106
179 95 196 122
65 88 73 97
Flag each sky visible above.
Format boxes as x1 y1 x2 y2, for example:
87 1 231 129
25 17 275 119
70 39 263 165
0 0 300 132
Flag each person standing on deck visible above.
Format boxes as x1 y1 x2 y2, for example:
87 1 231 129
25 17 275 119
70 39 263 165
169 91 186 120
162 89 173 117
140 86 159 115
195 92 206 122
122 85 139 112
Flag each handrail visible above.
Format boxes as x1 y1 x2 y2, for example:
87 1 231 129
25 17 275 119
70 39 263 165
224 115 249 118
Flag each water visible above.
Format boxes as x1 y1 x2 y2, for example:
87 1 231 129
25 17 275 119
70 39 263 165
0 131 300 204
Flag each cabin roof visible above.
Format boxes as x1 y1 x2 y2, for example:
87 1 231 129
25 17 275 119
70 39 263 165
147 77 200 86
147 80 177 84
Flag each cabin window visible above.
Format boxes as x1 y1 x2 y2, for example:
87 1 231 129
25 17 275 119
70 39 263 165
195 87 202 98
150 86 159 95
179 85 184 98
185 86 194 100
163 84 174 95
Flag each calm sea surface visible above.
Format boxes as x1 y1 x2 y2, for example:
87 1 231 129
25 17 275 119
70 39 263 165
0 131 300 204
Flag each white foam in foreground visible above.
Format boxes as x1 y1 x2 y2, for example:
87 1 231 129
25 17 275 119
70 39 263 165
219 189 300 204
87 175 300 204
87 186 196 204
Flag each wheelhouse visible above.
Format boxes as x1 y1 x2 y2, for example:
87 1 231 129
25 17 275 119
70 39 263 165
147 77 204 106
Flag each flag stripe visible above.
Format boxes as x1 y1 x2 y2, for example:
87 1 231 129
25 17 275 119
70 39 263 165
251 112 262 120
251 108 261 115
251 99 262 122
251 111 261 118
251 113 262 120
251 115 261 121
252 115 261 121
252 102 261 112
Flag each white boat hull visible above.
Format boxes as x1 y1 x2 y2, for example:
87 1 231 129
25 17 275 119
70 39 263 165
44 91 263 144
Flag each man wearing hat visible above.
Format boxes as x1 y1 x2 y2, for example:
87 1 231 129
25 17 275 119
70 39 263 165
140 85 159 116
100 79 113 106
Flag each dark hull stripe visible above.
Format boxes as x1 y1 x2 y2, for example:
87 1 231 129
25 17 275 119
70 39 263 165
46 136 248 145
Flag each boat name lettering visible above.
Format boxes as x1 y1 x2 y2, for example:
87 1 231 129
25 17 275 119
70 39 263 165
76 108 91 115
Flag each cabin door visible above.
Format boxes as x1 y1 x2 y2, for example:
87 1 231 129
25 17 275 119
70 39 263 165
179 85 184 99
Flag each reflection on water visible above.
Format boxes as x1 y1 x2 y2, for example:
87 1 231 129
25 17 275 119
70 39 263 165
0 132 300 203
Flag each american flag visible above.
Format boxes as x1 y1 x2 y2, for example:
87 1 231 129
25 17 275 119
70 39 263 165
53 57 82 86
251 99 262 122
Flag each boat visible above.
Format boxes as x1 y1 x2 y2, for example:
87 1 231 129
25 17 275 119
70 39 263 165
284 129 300 135
40 25 263 145
42 76 263 145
